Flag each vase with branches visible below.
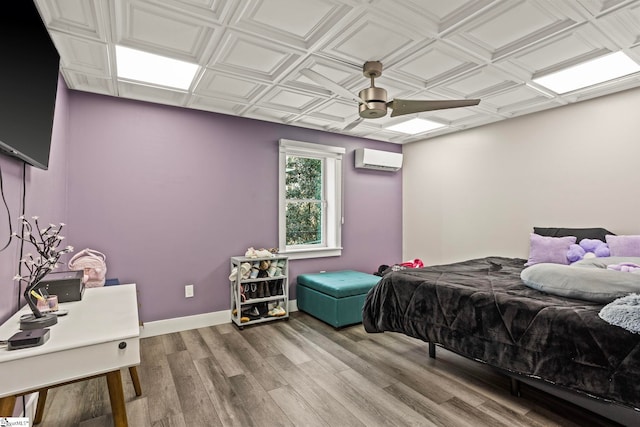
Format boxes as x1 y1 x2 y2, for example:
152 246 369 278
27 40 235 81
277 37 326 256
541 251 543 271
12 215 73 329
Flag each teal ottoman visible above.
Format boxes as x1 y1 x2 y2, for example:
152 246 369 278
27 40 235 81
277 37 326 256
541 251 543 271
296 270 381 328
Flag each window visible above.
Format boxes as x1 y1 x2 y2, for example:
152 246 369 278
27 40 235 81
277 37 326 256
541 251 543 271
279 139 345 259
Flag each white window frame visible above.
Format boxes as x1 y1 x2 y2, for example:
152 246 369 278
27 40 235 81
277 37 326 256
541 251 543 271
279 139 344 259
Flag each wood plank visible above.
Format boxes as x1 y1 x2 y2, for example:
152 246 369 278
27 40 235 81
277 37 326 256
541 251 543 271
39 379 89 426
197 326 246 377
222 327 288 392
140 336 165 366
179 328 212 360
142 360 183 424
383 382 476 427
166 350 223 427
402 344 534 415
267 354 366 427
356 338 467 405
193 356 253 427
79 397 151 427
228 373 294 427
287 315 396 388
273 320 351 374
302 359 430 427
161 332 186 354
476 399 547 427
268 385 328 427
150 414 188 427
440 396 513 427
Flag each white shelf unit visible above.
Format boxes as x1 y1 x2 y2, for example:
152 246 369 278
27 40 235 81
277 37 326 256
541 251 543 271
230 255 289 328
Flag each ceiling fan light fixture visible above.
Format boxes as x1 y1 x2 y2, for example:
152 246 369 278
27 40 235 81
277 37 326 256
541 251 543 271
115 45 199 90
532 51 640 94
386 118 446 135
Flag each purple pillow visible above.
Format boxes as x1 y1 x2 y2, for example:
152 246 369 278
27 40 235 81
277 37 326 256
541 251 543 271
525 233 576 266
605 235 640 256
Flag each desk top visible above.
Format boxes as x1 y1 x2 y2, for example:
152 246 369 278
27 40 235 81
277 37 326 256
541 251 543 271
0 284 139 366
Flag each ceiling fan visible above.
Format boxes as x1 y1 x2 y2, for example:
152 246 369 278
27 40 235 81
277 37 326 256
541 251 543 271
300 61 480 130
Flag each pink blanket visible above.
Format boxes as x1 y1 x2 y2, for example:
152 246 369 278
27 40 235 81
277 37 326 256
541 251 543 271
607 262 640 274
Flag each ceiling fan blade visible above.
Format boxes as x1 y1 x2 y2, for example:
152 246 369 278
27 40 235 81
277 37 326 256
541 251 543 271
300 68 366 104
343 117 363 131
388 99 480 117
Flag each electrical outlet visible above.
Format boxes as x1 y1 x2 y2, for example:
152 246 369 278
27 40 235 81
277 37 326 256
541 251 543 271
185 284 194 298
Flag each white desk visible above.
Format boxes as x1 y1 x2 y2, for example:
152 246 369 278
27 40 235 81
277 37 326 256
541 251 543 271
0 284 140 426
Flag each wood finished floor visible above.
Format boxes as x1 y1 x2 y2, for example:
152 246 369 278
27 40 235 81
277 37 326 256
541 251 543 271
38 311 623 427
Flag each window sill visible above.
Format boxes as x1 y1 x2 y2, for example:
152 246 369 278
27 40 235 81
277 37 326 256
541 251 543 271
280 247 342 260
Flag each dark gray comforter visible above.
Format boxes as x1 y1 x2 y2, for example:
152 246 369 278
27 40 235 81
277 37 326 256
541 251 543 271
362 256 640 409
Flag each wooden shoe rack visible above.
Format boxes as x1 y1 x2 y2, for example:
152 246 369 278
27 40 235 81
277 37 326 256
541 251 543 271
230 254 289 329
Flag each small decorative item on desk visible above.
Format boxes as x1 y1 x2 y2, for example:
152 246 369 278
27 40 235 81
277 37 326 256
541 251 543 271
12 216 74 330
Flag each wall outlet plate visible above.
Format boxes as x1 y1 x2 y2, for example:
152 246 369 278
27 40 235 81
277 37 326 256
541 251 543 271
185 284 194 298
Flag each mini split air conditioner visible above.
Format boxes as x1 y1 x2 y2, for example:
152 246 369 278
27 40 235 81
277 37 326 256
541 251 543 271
354 148 403 172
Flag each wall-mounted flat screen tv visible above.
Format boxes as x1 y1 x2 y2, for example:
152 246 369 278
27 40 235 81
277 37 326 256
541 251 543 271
0 1 60 170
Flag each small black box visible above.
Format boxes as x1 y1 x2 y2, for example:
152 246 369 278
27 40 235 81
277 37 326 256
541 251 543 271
35 270 84 302
8 328 50 350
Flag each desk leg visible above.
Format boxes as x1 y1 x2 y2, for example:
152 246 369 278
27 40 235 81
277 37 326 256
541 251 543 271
34 389 48 424
106 370 128 427
129 366 142 396
0 395 16 417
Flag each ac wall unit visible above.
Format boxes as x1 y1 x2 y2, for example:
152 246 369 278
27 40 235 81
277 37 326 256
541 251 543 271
354 148 403 172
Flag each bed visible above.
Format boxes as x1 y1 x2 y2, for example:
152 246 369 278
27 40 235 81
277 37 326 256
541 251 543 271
362 255 640 412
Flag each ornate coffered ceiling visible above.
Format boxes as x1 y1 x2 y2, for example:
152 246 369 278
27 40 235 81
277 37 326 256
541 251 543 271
33 0 640 143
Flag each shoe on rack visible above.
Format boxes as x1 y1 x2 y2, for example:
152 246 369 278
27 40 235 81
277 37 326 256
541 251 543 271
268 306 286 317
257 281 265 298
246 305 261 320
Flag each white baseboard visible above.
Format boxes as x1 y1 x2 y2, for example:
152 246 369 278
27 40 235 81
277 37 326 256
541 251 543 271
140 299 297 338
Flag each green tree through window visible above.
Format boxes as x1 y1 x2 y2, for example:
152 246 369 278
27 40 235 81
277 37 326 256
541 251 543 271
279 138 343 259
285 155 323 245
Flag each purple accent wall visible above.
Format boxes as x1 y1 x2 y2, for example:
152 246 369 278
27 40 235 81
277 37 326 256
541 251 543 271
0 76 70 324
65 92 402 323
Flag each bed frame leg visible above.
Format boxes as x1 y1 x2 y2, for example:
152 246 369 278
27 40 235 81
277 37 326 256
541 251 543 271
428 342 436 359
510 377 521 397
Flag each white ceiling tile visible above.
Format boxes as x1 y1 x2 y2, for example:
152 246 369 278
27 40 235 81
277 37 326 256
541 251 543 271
211 31 302 81
243 106 296 123
390 41 482 87
308 99 360 124
118 80 190 106
49 32 111 76
150 0 237 23
116 0 219 62
577 0 631 16
499 24 614 78
36 0 110 41
436 66 520 98
195 70 267 102
62 69 116 95
230 0 353 49
319 10 423 64
596 1 640 46
258 87 321 114
423 107 479 123
481 85 552 114
447 0 582 60
33 0 640 143
188 95 248 115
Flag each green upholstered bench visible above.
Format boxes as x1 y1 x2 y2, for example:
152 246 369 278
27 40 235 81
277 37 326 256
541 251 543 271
296 270 381 328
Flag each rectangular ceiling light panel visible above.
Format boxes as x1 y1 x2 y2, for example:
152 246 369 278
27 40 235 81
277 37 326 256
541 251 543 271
386 118 446 134
116 45 199 90
533 51 640 94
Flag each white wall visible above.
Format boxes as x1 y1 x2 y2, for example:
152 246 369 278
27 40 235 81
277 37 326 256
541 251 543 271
403 86 640 265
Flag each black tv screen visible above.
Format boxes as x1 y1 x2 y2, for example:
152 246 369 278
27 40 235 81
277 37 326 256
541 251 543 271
0 1 60 170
